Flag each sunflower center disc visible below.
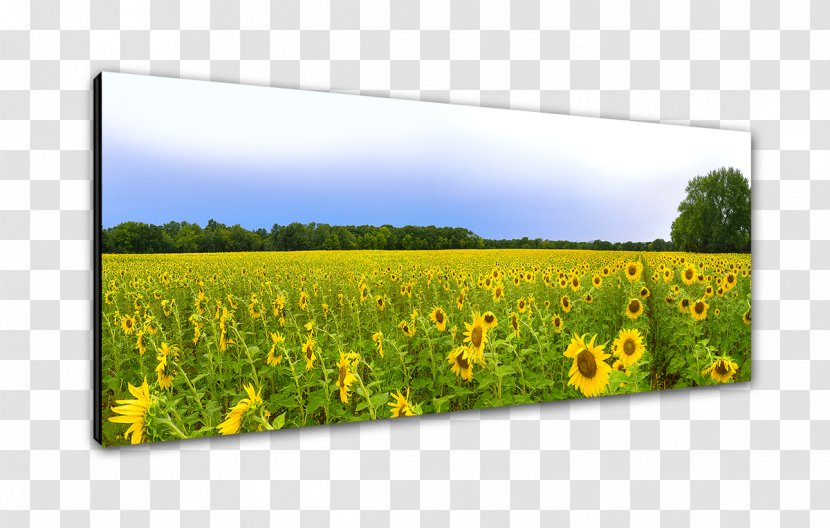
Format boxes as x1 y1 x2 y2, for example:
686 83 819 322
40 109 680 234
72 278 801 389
457 353 469 369
436 311 444 323
338 366 346 385
623 339 635 356
629 300 640 312
471 327 483 348
484 314 494 324
576 349 597 378
715 361 729 376
695 303 705 314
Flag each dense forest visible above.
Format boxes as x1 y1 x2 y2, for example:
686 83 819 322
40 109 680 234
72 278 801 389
101 220 674 254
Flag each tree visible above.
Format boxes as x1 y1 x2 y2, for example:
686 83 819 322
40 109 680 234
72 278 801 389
670 167 750 253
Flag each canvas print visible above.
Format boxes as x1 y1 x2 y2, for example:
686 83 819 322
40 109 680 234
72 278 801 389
94 72 751 446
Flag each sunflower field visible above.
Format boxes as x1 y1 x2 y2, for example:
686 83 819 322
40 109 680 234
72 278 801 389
101 249 751 446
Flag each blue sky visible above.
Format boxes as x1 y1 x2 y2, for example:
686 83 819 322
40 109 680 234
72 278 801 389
102 72 750 242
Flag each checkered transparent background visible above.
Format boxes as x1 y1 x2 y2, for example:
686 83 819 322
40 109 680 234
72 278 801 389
1 1 828 526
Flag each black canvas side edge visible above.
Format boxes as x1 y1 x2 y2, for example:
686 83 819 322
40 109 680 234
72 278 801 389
93 72 103 445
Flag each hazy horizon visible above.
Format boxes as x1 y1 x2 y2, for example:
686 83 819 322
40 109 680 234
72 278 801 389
102 72 751 243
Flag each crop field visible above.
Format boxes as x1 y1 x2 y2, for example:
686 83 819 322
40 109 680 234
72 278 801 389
101 249 751 446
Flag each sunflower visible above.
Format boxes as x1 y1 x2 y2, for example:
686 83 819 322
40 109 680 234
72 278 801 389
121 314 137 335
463 313 488 365
625 261 643 282
612 328 645 367
482 311 498 330
456 291 465 310
639 286 650 299
372 331 384 357
492 283 505 303
217 384 265 435
563 333 612 397
397 318 414 338
690 299 709 321
335 351 359 403
561 295 572 313
742 308 751 325
592 275 602 287
134 331 146 356
517 297 528 314
681 265 696 286
702 356 739 383
509 312 520 338
663 269 673 283
267 332 284 366
570 276 581 291
388 389 415 418
161 299 173 317
447 346 473 381
714 308 720 317
704 285 714 298
155 352 175 390
303 335 316 370
430 307 447 331
724 273 737 290
375 295 385 311
155 342 179 390
612 359 627 374
625 298 643 319
550 314 564 333
298 291 308 311
583 293 593 304
108 378 153 444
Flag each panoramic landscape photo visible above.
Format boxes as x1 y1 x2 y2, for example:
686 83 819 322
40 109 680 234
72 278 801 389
97 73 751 446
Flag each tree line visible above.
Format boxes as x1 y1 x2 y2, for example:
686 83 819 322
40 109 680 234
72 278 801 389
100 220 675 254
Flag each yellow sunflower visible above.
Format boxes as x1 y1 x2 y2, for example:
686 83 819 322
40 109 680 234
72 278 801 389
625 298 643 319
462 312 488 365
678 298 691 313
267 332 284 366
561 295 572 313
217 384 265 435
563 333 612 397
121 314 137 335
303 335 316 370
482 311 498 330
681 265 696 286
447 346 473 381
612 328 645 367
108 378 152 444
399 319 416 338
690 299 709 321
375 295 385 311
430 307 448 332
517 297 528 314
742 308 751 325
509 312 520 338
625 261 643 282
550 314 564 333
702 356 739 383
335 351 359 403
155 342 179 390
592 275 602 287
492 283 505 303
372 331 384 357
639 286 650 299
388 389 416 418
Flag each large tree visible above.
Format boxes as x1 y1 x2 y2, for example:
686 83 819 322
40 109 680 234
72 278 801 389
670 167 751 253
